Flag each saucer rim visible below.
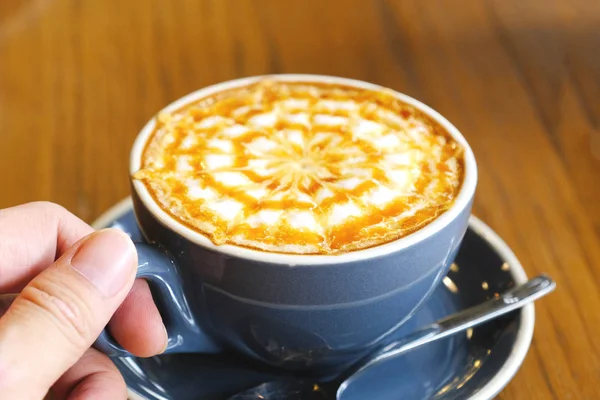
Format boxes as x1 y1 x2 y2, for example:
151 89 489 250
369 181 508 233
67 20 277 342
92 197 534 400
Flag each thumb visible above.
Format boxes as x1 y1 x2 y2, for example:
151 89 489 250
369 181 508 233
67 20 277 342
0 229 137 399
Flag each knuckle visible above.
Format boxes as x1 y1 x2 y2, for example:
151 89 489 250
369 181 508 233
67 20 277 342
33 201 69 219
28 201 65 213
29 200 61 209
19 283 93 346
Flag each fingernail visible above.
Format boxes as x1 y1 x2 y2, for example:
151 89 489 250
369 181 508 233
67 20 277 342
160 324 169 354
71 229 136 297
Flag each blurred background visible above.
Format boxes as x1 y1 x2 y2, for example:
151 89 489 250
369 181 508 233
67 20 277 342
1 1 599 399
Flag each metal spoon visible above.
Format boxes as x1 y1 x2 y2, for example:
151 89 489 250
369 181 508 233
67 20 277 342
228 275 555 400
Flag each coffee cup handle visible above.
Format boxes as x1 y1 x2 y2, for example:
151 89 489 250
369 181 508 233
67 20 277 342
94 242 222 357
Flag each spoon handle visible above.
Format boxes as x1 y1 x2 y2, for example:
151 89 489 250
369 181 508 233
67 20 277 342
351 275 555 374
436 274 555 333
229 275 556 400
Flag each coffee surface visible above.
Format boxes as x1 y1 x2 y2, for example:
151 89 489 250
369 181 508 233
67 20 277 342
134 80 464 254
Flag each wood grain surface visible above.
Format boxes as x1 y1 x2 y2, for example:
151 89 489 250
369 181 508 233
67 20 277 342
1 0 599 398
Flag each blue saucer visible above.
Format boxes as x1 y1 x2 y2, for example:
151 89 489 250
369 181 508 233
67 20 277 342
93 198 534 400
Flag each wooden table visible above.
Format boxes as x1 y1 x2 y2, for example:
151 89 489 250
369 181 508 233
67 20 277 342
1 0 599 398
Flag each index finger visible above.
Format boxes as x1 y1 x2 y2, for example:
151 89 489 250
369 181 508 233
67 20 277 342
0 201 167 358
0 201 93 292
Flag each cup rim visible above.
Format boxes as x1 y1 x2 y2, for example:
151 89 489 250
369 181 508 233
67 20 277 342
130 74 478 265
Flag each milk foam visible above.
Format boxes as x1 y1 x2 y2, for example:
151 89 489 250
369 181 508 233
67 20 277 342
135 80 464 254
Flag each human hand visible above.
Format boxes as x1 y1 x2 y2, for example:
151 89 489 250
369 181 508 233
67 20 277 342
0 202 167 399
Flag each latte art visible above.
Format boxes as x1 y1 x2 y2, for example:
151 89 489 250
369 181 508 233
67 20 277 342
134 80 464 254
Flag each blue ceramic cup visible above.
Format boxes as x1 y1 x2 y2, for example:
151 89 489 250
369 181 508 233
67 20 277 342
95 75 477 374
